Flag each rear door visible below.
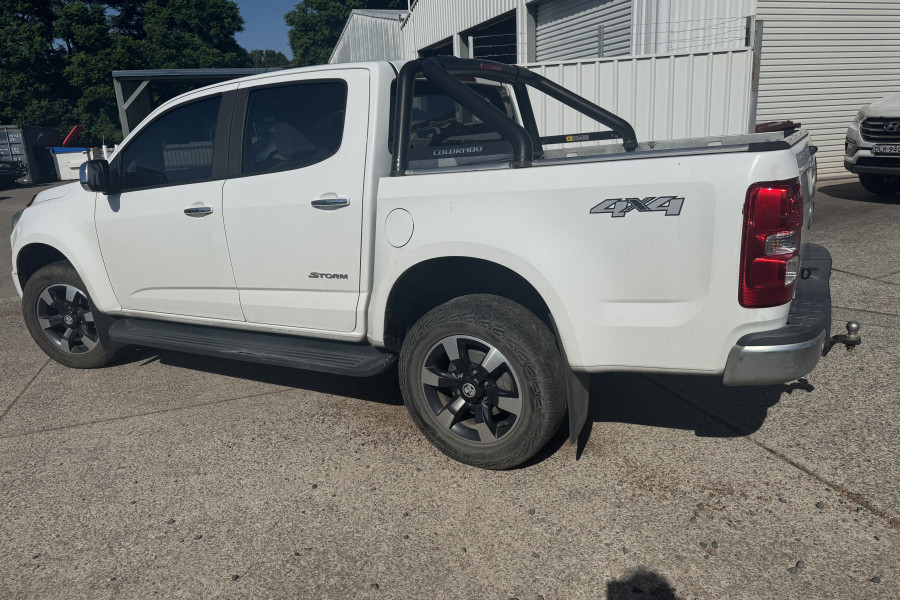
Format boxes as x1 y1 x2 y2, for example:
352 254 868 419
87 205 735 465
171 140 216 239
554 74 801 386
222 69 369 332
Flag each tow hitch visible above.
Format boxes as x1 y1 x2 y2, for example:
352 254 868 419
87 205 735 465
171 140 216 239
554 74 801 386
824 321 862 355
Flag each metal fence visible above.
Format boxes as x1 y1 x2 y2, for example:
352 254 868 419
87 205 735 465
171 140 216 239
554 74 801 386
524 48 754 144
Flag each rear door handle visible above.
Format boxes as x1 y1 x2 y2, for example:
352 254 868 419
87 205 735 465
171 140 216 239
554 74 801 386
311 198 350 210
184 206 213 216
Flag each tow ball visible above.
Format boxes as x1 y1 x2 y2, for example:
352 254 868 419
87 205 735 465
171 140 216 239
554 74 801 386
824 321 861 355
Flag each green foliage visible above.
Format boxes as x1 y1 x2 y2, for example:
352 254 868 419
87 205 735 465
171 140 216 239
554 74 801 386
285 0 406 67
0 0 251 143
249 49 290 68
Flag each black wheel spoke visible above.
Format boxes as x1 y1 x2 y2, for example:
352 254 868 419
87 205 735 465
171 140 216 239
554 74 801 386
38 314 64 330
440 336 464 363
496 392 523 416
421 365 458 389
474 403 497 442
436 397 469 430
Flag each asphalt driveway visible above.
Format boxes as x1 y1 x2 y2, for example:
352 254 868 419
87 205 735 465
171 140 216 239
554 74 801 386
0 180 897 599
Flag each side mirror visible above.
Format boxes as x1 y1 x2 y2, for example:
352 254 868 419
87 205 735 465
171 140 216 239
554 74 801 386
79 159 116 194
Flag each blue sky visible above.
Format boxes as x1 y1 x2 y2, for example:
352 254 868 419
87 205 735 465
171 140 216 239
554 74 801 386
234 0 297 57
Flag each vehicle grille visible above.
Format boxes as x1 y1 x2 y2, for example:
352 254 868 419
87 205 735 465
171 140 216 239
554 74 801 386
855 156 900 168
860 118 900 143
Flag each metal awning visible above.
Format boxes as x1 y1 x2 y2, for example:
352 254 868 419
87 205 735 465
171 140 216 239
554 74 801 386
112 68 283 136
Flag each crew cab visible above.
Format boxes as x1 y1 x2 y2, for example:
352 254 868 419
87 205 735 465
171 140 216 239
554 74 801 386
11 58 837 469
845 93 900 196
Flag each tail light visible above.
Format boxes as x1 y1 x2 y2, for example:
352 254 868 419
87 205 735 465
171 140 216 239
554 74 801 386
739 179 803 308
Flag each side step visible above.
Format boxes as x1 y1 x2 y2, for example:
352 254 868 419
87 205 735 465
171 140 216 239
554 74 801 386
107 319 397 377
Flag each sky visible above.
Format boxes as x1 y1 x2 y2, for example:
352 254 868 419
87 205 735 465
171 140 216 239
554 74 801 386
234 0 297 57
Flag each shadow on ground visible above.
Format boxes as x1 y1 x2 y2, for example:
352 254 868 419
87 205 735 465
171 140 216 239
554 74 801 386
113 345 403 406
819 182 898 204
607 568 685 599
112 348 805 467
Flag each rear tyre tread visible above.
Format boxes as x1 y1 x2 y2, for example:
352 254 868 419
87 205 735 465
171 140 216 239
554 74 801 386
399 294 567 470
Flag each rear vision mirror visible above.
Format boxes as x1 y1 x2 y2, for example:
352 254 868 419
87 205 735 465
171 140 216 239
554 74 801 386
79 159 115 194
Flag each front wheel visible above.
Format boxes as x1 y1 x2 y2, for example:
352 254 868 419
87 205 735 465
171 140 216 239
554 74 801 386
399 295 567 469
858 173 900 196
22 261 119 369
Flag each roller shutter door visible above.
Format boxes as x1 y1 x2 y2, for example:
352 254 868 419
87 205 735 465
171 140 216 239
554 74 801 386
535 0 632 61
756 0 900 179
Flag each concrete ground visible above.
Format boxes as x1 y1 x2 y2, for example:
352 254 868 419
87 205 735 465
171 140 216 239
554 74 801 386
0 180 897 600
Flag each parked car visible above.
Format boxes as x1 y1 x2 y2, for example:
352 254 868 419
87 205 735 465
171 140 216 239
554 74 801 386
845 93 900 196
11 58 837 469
0 158 26 189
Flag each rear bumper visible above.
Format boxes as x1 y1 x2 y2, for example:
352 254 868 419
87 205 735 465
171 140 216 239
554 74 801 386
723 244 832 386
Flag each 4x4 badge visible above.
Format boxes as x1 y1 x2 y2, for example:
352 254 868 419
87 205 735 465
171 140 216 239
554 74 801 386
590 196 684 218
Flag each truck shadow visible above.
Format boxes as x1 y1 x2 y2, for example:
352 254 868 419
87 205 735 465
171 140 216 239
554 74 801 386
116 346 403 406
531 372 810 465
116 348 806 466
818 182 899 204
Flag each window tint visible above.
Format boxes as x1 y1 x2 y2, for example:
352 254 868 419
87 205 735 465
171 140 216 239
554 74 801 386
121 96 221 190
242 81 347 175
390 80 515 163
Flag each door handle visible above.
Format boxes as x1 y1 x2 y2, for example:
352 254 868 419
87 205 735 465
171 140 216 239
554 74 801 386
184 206 213 216
311 198 350 210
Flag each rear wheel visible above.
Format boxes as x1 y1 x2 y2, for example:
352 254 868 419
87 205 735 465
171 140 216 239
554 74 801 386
399 294 567 469
858 173 900 196
22 261 119 368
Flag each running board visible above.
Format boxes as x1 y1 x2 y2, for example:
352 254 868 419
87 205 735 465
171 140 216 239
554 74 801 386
106 319 397 377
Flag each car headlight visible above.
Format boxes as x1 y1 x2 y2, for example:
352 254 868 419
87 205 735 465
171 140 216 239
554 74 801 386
854 108 866 124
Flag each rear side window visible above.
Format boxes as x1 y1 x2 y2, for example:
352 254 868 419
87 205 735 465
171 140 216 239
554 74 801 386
121 95 221 191
391 80 516 165
242 81 347 175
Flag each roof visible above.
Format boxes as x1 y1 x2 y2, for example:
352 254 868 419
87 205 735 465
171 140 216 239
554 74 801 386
348 9 409 21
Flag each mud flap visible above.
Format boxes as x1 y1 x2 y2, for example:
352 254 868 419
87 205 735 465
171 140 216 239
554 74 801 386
548 314 591 444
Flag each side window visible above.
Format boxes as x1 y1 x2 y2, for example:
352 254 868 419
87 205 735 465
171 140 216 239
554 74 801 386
121 96 221 191
390 80 515 165
242 81 347 175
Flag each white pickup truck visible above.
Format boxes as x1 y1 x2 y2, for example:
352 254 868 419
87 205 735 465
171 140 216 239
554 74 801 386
10 58 844 468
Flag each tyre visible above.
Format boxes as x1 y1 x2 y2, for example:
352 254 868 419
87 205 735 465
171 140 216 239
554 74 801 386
399 294 567 469
22 261 119 369
858 173 900 196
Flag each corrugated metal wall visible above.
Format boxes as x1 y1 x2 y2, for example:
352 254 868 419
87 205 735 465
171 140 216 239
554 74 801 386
632 0 754 54
756 0 900 179
401 0 517 57
535 0 632 61
330 11 406 63
525 49 753 142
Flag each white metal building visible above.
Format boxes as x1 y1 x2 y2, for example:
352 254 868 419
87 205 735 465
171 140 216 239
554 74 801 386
331 0 900 180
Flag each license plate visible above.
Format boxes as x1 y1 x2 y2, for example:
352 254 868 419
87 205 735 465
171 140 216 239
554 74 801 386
873 144 900 154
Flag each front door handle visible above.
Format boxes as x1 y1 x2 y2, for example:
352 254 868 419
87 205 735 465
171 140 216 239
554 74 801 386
311 198 350 210
184 206 213 216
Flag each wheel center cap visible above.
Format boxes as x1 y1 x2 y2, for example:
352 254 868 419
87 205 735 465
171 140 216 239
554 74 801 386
461 382 477 398
63 314 75 327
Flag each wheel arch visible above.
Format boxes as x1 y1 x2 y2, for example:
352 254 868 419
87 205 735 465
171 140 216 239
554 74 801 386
379 256 566 355
15 243 69 291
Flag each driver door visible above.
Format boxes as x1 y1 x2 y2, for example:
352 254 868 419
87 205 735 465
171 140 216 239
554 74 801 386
95 88 244 321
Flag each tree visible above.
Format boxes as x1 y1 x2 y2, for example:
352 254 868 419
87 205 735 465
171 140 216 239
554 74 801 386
0 0 251 144
249 49 290 68
285 0 406 67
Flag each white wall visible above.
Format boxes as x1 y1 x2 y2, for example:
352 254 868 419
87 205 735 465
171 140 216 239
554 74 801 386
632 0 755 54
756 0 900 180
524 49 754 142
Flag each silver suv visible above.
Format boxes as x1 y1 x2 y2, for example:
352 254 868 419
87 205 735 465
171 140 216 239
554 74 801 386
845 93 900 196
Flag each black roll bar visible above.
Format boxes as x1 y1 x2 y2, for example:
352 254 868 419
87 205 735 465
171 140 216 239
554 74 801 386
390 56 639 177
